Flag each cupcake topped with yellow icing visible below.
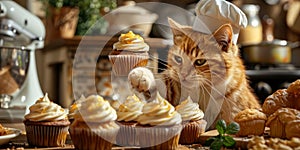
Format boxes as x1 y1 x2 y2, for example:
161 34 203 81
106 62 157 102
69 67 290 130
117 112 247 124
137 93 182 126
117 95 144 122
109 31 149 76
24 93 68 122
73 95 117 123
113 31 149 52
23 93 70 147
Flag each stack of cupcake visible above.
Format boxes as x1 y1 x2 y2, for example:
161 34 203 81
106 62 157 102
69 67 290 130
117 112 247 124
23 93 70 147
109 31 149 76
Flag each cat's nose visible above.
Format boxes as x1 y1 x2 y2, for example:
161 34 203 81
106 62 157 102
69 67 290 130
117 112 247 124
181 72 189 79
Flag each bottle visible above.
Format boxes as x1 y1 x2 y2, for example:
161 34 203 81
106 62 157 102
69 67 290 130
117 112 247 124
238 4 263 45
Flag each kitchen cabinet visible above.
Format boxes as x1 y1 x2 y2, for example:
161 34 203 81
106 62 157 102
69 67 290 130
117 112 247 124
37 36 168 108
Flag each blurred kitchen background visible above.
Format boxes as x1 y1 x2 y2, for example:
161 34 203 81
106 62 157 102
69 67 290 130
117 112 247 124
12 0 300 107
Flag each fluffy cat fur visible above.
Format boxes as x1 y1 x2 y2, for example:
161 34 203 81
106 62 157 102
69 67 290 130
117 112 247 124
128 18 261 128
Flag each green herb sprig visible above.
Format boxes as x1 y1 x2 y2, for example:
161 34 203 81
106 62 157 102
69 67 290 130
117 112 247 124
204 119 240 150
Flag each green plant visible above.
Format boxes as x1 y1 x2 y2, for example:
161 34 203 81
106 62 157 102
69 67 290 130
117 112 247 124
39 0 117 36
75 0 117 35
204 119 240 150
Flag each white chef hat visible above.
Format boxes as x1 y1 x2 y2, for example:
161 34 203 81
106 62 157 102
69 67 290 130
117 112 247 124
192 0 247 44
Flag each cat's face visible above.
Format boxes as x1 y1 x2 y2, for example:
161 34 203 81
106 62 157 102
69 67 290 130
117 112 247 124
167 18 234 89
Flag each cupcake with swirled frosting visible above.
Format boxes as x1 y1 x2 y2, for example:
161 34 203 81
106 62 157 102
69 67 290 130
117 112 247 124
23 93 70 147
109 31 149 76
116 94 144 146
175 96 207 144
69 94 119 150
136 92 182 149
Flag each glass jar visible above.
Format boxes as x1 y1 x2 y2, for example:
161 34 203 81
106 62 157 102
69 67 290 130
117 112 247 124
238 4 263 45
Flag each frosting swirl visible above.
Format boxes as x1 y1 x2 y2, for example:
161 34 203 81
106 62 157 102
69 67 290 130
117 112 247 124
24 93 67 122
117 95 144 122
175 96 204 121
113 31 149 51
137 93 182 126
74 95 117 123
68 95 85 120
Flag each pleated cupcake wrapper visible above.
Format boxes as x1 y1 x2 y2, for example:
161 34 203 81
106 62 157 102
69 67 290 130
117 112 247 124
179 120 207 144
237 120 266 137
109 55 148 76
69 126 119 150
25 124 69 147
269 118 285 138
116 123 139 147
137 124 182 149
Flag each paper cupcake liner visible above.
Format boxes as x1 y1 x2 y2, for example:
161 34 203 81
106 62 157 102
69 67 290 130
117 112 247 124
237 120 266 137
116 122 139 147
269 118 285 138
109 54 148 76
136 124 182 149
69 124 119 150
180 119 207 144
24 124 69 147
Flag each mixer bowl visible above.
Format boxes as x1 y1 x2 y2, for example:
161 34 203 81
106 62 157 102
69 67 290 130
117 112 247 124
0 46 29 107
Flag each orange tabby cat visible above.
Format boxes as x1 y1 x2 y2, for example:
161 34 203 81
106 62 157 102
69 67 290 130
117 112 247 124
128 18 261 128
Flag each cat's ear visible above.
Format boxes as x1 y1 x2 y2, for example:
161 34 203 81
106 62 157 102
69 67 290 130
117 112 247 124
168 18 185 45
213 24 233 52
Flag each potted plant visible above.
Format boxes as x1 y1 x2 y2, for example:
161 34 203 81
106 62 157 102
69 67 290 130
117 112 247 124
39 0 117 38
39 0 80 39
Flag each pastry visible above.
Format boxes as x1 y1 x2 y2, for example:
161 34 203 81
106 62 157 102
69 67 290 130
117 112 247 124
248 136 300 150
234 108 267 137
108 31 149 76
262 89 291 116
116 94 144 146
136 92 182 149
285 120 300 139
266 108 300 138
175 96 206 144
69 95 119 150
287 79 300 110
23 93 70 147
0 124 8 136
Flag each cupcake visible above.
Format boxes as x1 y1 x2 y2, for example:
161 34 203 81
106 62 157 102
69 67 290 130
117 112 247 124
69 95 120 150
68 95 85 123
136 93 182 149
234 109 267 137
109 31 149 76
116 94 144 146
266 108 300 138
175 96 207 144
23 93 70 147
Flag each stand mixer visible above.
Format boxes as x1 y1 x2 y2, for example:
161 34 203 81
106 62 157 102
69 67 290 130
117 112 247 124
0 0 45 117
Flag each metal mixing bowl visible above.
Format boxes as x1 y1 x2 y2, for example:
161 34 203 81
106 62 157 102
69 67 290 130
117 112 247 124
0 46 29 108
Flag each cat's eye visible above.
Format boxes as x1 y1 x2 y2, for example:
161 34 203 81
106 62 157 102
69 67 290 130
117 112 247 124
174 55 182 64
194 59 206 66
